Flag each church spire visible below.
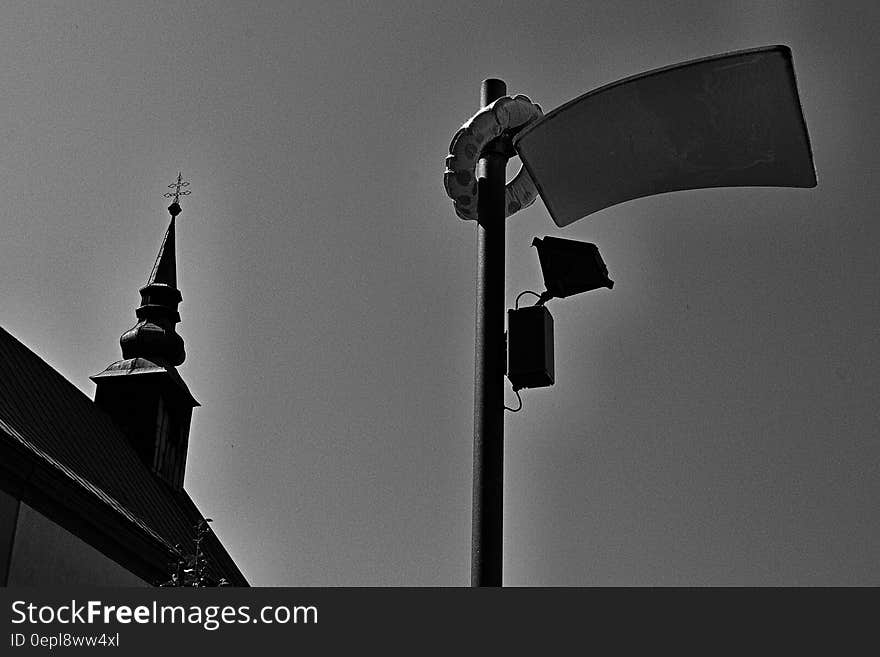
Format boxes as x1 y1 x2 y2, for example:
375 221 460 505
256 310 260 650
92 174 198 491
118 175 190 367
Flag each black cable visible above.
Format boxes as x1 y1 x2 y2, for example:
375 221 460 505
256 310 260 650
504 387 523 413
515 290 542 309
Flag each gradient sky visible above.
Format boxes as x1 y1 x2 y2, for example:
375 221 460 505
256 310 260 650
1 1 878 585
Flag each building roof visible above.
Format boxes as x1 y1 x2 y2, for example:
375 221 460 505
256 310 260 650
0 326 248 585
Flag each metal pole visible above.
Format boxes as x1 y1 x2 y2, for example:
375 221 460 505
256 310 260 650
472 78 509 587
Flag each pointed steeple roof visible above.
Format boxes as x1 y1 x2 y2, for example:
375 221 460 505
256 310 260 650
115 196 187 367
148 215 177 288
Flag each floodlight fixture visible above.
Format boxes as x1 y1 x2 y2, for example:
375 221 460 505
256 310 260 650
532 236 613 303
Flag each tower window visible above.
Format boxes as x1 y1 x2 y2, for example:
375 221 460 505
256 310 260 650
153 396 184 487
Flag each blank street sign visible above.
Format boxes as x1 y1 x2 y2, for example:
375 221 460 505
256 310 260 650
513 45 817 227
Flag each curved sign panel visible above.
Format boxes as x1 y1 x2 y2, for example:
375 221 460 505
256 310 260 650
513 45 817 227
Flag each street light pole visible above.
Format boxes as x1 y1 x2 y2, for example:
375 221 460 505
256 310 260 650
472 78 510 587
455 47 815 589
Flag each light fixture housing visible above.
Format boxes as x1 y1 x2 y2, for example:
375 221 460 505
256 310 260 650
513 45 817 227
532 236 613 302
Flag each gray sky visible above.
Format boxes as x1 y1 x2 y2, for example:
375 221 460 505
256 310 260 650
1 0 878 585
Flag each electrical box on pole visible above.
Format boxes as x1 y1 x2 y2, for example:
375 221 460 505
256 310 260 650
507 305 554 390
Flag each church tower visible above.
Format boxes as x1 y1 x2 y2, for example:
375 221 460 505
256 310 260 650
92 175 198 490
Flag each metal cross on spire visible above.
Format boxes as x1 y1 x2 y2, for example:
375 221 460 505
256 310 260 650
164 172 191 205
164 172 191 218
